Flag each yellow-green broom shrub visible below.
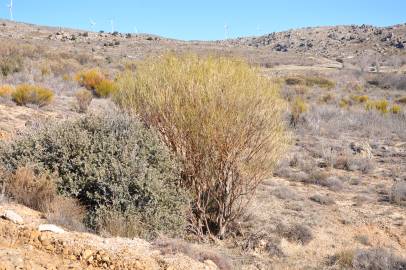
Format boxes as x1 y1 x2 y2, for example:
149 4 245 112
114 53 290 238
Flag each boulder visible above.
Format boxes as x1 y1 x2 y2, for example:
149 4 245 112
38 224 65 234
1 210 24 224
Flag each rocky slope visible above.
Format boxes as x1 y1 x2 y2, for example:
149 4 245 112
228 24 406 57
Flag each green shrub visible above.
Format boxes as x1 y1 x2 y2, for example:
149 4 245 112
11 84 54 107
114 54 289 238
0 113 189 239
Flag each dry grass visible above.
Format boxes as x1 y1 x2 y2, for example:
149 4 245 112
115 53 290 238
154 237 233 270
3 165 57 212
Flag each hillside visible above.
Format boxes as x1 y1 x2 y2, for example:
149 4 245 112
0 20 406 270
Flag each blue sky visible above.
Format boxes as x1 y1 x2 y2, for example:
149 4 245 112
1 0 406 40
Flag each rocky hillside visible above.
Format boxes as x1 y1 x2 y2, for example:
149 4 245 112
227 24 406 58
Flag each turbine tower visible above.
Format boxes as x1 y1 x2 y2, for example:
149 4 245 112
110 19 114 33
7 0 13 21
90 19 96 31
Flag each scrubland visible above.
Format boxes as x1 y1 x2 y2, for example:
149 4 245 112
0 21 405 269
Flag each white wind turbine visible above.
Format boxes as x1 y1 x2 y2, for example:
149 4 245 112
7 0 13 21
90 19 96 31
110 19 114 32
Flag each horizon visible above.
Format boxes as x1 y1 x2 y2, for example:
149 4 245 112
1 0 406 40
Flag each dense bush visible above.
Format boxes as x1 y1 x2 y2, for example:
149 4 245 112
11 84 54 107
115 54 289 238
0 113 189 239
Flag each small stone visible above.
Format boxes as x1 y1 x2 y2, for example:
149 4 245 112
38 224 65 234
1 210 24 224
82 249 93 260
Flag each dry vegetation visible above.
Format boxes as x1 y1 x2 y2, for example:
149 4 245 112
0 20 405 270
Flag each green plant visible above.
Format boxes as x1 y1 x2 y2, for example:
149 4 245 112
114 54 289 238
0 113 189 239
74 89 93 113
11 84 54 107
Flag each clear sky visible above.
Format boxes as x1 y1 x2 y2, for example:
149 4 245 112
1 0 406 40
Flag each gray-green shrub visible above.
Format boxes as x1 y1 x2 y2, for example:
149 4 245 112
0 112 189 239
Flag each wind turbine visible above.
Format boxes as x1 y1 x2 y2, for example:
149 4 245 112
224 24 228 39
110 19 115 33
89 19 96 31
134 26 138 34
7 0 13 21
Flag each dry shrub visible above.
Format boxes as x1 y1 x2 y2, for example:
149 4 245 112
290 96 308 126
285 76 335 89
390 181 406 206
12 84 54 107
154 237 233 270
390 104 401 114
329 249 355 268
45 196 86 232
75 68 104 90
75 68 117 97
396 96 406 104
115 54 289 238
365 99 389 114
74 89 93 113
3 165 57 212
276 223 313 245
94 79 118 97
353 248 406 270
0 85 14 98
351 95 369 103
